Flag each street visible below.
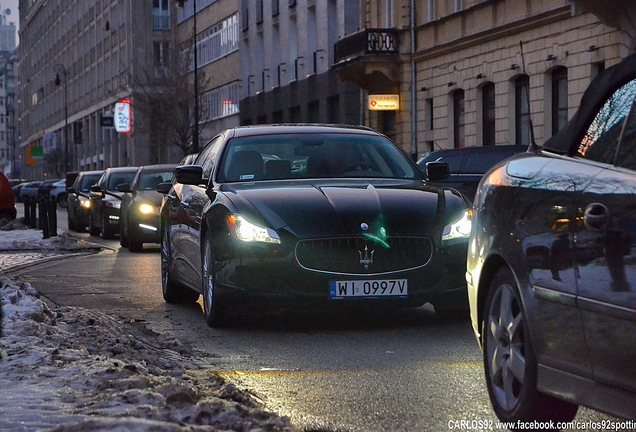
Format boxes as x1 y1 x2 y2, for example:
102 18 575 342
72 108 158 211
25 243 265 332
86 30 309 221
9 207 628 432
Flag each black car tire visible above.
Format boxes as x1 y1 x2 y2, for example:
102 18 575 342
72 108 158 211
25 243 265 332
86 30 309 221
202 236 230 327
57 193 68 208
119 223 129 247
128 226 143 252
89 219 100 237
161 228 199 304
67 213 76 231
101 215 116 240
482 267 578 427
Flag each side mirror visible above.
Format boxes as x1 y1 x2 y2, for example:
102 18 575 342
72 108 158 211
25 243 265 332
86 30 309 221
116 183 132 193
156 182 172 194
175 165 204 186
66 187 75 194
426 161 451 181
90 184 104 198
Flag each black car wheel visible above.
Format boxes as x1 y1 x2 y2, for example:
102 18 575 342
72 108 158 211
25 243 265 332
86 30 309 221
119 221 129 247
482 267 578 426
128 225 143 252
88 217 100 236
202 236 229 327
161 228 198 303
67 213 76 231
57 193 68 208
101 215 116 239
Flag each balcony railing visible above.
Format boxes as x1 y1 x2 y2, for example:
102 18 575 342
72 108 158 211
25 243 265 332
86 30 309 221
334 28 399 64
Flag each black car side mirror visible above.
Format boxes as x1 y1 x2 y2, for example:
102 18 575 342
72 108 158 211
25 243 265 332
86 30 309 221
90 184 104 198
66 187 75 194
156 182 172 194
426 161 451 181
117 183 132 193
175 165 204 185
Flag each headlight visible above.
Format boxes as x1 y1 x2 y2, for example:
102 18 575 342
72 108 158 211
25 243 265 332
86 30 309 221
81 197 91 209
442 209 472 242
104 200 121 209
226 214 280 244
138 203 158 215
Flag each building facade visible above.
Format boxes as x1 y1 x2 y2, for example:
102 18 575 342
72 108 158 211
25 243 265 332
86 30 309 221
333 0 629 160
239 0 363 128
174 0 241 149
17 0 182 180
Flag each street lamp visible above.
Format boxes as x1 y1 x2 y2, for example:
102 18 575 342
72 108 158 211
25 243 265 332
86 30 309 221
54 63 69 174
175 0 200 153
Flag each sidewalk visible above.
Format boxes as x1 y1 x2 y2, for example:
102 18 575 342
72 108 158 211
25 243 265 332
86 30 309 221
0 219 101 274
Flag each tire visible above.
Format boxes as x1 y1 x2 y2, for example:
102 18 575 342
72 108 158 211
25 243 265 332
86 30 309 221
67 213 76 231
0 212 11 228
482 267 578 428
119 224 129 247
101 215 116 239
128 227 143 252
57 194 68 208
202 236 230 327
161 228 199 304
89 218 100 236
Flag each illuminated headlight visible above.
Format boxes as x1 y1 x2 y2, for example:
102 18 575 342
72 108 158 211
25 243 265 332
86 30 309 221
442 209 472 242
138 203 159 215
226 214 280 244
81 197 91 209
104 200 121 209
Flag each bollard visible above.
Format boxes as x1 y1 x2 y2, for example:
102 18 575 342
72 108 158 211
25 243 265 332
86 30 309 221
29 197 37 228
39 197 50 239
48 196 58 236
23 198 31 226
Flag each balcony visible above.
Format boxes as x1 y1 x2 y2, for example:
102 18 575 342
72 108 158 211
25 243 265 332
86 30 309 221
332 28 400 91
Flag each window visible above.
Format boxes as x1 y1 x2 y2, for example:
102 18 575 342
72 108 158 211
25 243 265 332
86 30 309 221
153 42 169 66
578 79 636 166
482 82 495 146
453 90 465 148
199 82 241 122
455 0 462 12
198 136 224 180
427 0 435 22
552 67 568 135
152 0 170 29
515 75 531 146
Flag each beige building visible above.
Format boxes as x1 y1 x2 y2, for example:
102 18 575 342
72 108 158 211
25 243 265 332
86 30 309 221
174 0 241 150
333 0 630 160
17 0 181 179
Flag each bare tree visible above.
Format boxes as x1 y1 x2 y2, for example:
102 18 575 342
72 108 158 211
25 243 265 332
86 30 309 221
130 51 208 159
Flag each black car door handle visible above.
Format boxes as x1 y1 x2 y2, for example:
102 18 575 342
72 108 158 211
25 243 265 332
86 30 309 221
583 202 609 231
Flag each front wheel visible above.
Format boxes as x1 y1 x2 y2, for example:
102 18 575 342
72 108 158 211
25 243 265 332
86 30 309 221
482 267 578 427
161 228 198 304
202 237 230 327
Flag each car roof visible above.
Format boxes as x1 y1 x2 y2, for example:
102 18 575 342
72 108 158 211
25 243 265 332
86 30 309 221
104 166 138 174
79 169 105 176
229 123 379 138
138 164 176 172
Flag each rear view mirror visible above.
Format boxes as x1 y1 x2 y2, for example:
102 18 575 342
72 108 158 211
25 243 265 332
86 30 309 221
175 165 204 185
156 182 172 194
426 161 451 181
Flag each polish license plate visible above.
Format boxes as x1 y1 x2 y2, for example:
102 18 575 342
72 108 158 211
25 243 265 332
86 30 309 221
329 279 408 299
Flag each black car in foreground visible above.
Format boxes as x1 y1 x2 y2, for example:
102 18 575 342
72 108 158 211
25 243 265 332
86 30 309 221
89 167 138 239
160 124 471 327
417 145 527 201
118 164 175 252
468 54 636 424
67 170 104 232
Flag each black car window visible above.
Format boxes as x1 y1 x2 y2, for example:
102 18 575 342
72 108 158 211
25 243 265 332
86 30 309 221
136 171 174 190
463 150 517 173
613 81 636 171
217 133 422 182
577 79 636 164
198 136 224 181
421 153 464 173
107 172 135 191
79 174 101 192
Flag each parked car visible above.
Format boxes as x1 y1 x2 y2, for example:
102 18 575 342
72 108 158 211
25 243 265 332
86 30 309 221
160 124 470 327
18 181 43 202
88 167 138 239
417 145 527 201
37 179 63 199
49 179 67 208
67 170 103 232
467 54 636 424
0 172 16 227
118 164 175 252
12 182 29 202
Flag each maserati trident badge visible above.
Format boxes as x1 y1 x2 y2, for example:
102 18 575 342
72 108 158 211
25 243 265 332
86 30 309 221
359 245 374 270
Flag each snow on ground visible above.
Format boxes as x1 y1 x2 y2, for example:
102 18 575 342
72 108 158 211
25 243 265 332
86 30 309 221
0 222 298 432
0 220 99 252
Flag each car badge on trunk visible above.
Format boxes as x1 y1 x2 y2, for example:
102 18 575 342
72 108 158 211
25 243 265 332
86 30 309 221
359 245 374 270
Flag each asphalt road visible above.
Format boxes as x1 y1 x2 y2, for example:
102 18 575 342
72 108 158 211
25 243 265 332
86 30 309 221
13 207 629 432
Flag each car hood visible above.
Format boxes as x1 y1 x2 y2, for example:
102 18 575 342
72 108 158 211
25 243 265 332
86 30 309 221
134 190 163 206
219 180 462 239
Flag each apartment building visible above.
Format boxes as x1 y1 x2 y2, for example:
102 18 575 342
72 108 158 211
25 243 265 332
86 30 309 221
239 0 363 127
174 0 241 149
17 0 181 179
332 0 629 160
0 8 16 177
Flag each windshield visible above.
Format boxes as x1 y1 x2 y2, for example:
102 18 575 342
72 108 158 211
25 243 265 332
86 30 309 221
136 170 174 191
79 174 101 192
107 172 136 191
216 133 422 183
